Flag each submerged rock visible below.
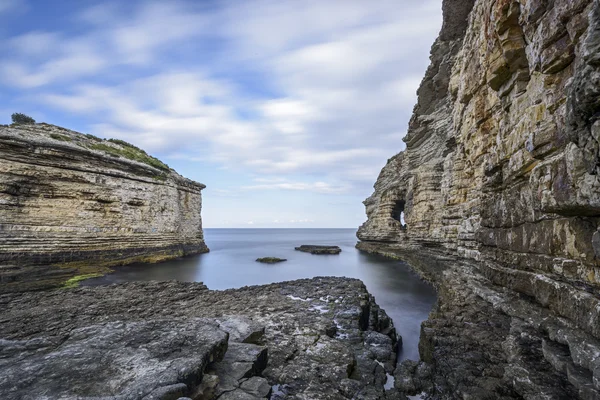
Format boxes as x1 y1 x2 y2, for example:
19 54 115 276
256 257 287 264
295 245 342 255
0 277 399 400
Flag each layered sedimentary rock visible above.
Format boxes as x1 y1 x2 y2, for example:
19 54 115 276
358 0 600 398
0 277 402 400
0 123 207 290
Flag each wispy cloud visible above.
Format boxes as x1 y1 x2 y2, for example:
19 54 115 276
0 0 443 226
242 180 352 195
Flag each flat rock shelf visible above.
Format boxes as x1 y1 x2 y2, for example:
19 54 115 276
295 245 342 255
0 277 405 400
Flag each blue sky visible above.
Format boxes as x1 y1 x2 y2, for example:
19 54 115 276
1 0 443 228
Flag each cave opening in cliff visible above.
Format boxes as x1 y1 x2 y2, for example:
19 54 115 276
392 200 406 228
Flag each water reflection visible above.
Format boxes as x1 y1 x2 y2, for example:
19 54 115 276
84 229 437 361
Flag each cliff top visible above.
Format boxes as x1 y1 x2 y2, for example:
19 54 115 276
0 122 205 190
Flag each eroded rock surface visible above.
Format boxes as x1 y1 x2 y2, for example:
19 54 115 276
358 0 600 399
0 124 208 291
0 277 402 400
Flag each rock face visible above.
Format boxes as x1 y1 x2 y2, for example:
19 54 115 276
0 123 208 290
0 277 402 400
358 0 600 399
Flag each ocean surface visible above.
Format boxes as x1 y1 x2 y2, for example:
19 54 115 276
84 228 437 361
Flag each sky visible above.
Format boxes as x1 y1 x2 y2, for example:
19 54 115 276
0 0 443 228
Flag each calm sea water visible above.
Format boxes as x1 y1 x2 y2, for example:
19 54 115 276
84 228 437 361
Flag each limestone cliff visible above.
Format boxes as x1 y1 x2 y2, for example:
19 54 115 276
0 123 208 289
358 0 600 398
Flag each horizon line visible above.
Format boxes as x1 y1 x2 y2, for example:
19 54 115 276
204 227 358 229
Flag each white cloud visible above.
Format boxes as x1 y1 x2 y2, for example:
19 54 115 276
108 2 212 64
4 0 443 200
242 180 352 195
1 37 108 88
8 31 60 57
1 2 212 88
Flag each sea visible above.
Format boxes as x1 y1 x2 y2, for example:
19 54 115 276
84 228 437 361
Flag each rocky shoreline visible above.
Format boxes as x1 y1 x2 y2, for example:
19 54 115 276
357 243 600 399
0 277 405 400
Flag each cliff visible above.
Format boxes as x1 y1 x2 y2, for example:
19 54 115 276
358 0 600 398
0 123 208 290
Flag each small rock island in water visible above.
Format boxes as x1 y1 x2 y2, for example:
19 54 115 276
295 245 342 255
256 257 287 263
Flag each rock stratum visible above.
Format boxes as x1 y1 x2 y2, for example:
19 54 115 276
358 0 600 399
0 123 208 291
0 277 402 400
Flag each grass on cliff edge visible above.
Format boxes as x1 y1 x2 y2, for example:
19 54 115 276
62 273 103 289
89 142 170 172
49 133 72 142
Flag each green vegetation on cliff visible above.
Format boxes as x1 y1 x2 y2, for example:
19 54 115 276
89 141 170 172
11 113 36 125
50 133 72 142
62 273 103 288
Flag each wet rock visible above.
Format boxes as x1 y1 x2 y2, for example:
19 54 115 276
295 245 342 255
394 360 419 394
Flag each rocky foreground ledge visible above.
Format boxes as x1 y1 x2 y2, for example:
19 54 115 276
0 277 404 400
